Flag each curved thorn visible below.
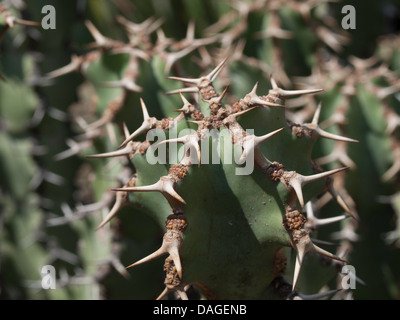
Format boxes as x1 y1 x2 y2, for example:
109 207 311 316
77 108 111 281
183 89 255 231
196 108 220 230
312 102 322 125
327 185 357 220
122 123 130 140
96 191 126 230
156 287 169 300
294 289 341 300
177 289 189 300
178 91 193 110
140 98 150 120
45 57 81 79
270 76 279 89
292 241 307 291
310 242 348 264
290 179 305 208
85 20 108 46
162 180 186 204
169 245 183 279
154 137 186 148
382 159 400 182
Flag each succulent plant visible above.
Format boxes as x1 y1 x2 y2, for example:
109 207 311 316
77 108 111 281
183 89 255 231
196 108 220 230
1 0 399 300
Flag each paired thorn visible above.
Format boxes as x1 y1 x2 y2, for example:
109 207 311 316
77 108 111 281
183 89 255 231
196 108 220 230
286 167 349 208
304 102 359 143
85 20 122 49
245 82 284 107
325 179 358 220
206 86 229 105
165 57 229 95
305 201 348 231
126 231 183 279
292 236 348 291
239 128 284 164
175 92 195 113
155 133 201 167
118 98 154 148
316 141 357 169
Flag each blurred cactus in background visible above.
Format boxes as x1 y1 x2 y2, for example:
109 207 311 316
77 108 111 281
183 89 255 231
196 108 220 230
0 0 399 300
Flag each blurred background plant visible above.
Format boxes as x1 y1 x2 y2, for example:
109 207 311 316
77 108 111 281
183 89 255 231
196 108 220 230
0 0 399 300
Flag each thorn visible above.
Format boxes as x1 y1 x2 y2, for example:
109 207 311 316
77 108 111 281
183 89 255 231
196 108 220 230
292 240 306 291
382 148 400 182
175 92 194 113
291 289 341 300
326 182 358 220
126 231 183 278
206 56 229 82
292 236 347 291
156 286 189 300
167 57 229 90
314 127 359 143
305 201 348 230
239 128 284 163
110 46 150 61
270 77 323 98
100 78 143 92
156 287 169 300
315 141 357 169
286 167 349 208
85 20 117 48
168 75 200 86
155 133 201 166
230 107 257 118
140 98 150 120
86 143 135 159
118 99 154 148
246 82 284 107
164 45 198 74
186 120 202 126
96 191 127 230
331 223 360 242
311 102 322 125
279 88 324 98
45 55 83 79
206 86 229 105
112 176 186 204
122 123 130 140
164 86 199 96
270 76 279 89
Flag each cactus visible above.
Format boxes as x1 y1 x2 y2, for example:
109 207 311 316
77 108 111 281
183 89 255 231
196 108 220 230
1 0 399 300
